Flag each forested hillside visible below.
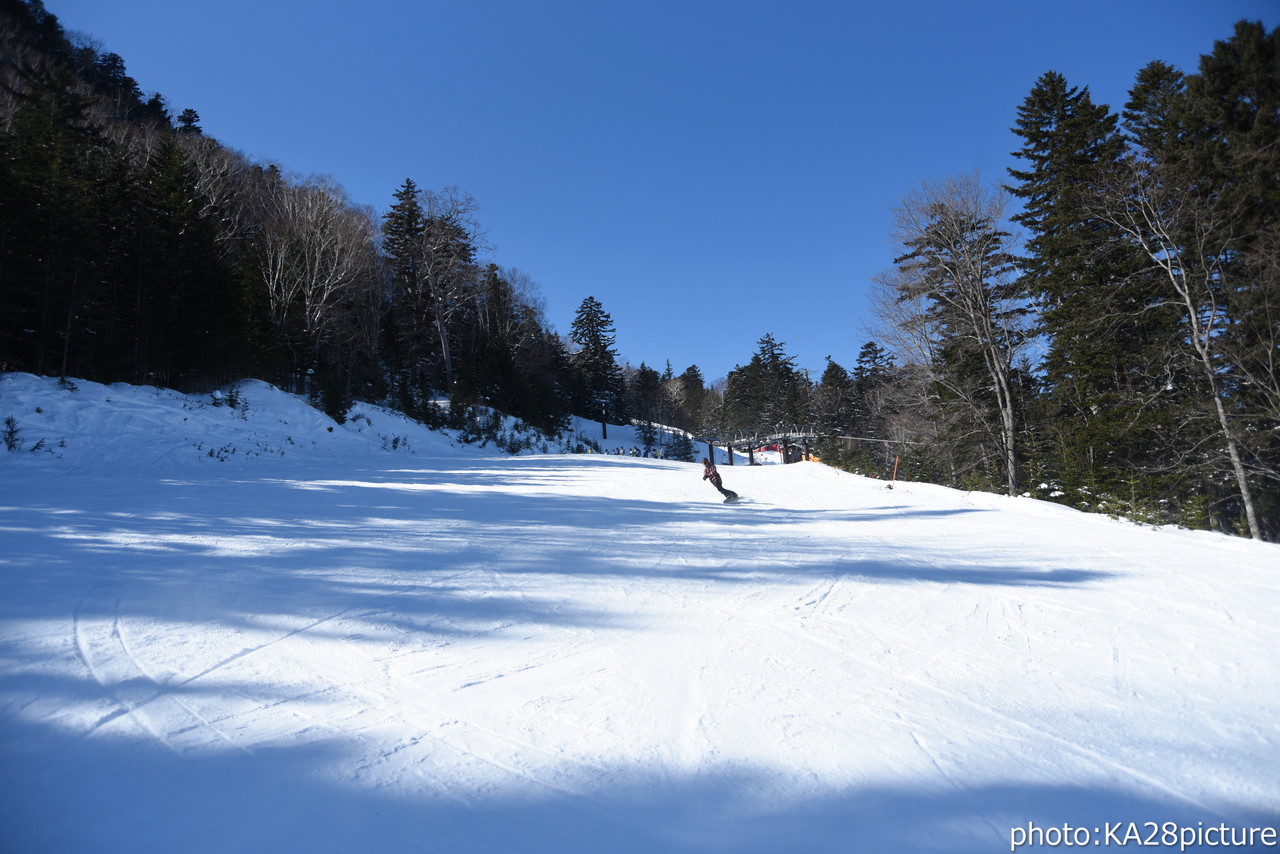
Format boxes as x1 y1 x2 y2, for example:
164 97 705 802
1 0 1275 539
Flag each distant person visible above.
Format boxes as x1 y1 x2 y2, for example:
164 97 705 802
701 458 739 502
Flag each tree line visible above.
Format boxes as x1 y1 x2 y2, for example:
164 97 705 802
1 1 1275 539
707 22 1277 540
605 20 1278 542
865 20 1279 543
0 1 730 444
0 0 621 436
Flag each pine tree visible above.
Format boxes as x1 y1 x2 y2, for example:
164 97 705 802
1006 71 1167 499
380 179 431 411
851 341 896 437
569 296 625 423
667 431 696 462
175 108 202 135
677 365 706 432
85 52 145 120
812 357 853 438
724 334 806 432
0 63 105 378
629 362 662 436
128 133 220 382
1122 61 1186 158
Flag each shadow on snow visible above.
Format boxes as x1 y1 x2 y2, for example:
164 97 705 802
1 721 1274 854
0 458 1258 854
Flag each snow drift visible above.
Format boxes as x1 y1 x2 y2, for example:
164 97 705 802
1 373 1276 853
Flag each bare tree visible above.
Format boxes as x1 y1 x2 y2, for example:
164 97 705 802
1239 219 1280 439
414 188 484 394
257 174 379 386
178 135 260 253
873 174 1027 494
474 266 546 354
1087 156 1267 539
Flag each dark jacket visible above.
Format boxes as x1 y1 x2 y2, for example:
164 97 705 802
702 461 722 487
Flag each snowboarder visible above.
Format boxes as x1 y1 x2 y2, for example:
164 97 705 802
701 458 739 502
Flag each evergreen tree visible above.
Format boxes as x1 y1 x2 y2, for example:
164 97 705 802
569 296 625 423
382 179 425 273
0 3 248 386
85 51 145 120
131 131 236 384
724 334 807 432
1007 71 1169 499
667 431 696 462
812 357 854 438
0 62 105 377
851 341 896 437
834 340 901 476
175 108 202 134
677 364 706 431
380 179 432 411
629 362 663 434
1122 61 1186 157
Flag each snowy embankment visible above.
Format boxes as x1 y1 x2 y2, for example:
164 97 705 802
1 374 1276 853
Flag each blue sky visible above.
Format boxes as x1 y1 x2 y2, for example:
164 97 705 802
54 0 1278 382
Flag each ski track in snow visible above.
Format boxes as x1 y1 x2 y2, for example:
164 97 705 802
73 597 258 757
1 374 1278 853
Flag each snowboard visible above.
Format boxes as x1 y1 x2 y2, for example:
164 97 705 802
723 494 743 504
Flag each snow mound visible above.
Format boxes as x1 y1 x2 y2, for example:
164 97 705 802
0 373 524 472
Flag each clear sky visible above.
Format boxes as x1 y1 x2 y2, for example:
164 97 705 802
51 0 1278 382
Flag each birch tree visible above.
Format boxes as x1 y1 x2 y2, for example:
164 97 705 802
258 174 378 386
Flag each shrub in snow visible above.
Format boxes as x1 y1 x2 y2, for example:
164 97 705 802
3 416 19 451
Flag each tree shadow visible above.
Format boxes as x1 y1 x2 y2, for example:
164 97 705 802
1 711 1274 853
1 460 1267 854
2 458 1116 644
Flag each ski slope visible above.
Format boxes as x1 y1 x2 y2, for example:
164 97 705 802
1 374 1277 853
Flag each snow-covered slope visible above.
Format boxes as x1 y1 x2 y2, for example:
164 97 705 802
1 374 1276 853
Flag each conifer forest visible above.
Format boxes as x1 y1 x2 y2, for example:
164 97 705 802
1 1 1276 539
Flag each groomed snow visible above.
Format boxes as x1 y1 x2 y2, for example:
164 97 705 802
1 374 1276 853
